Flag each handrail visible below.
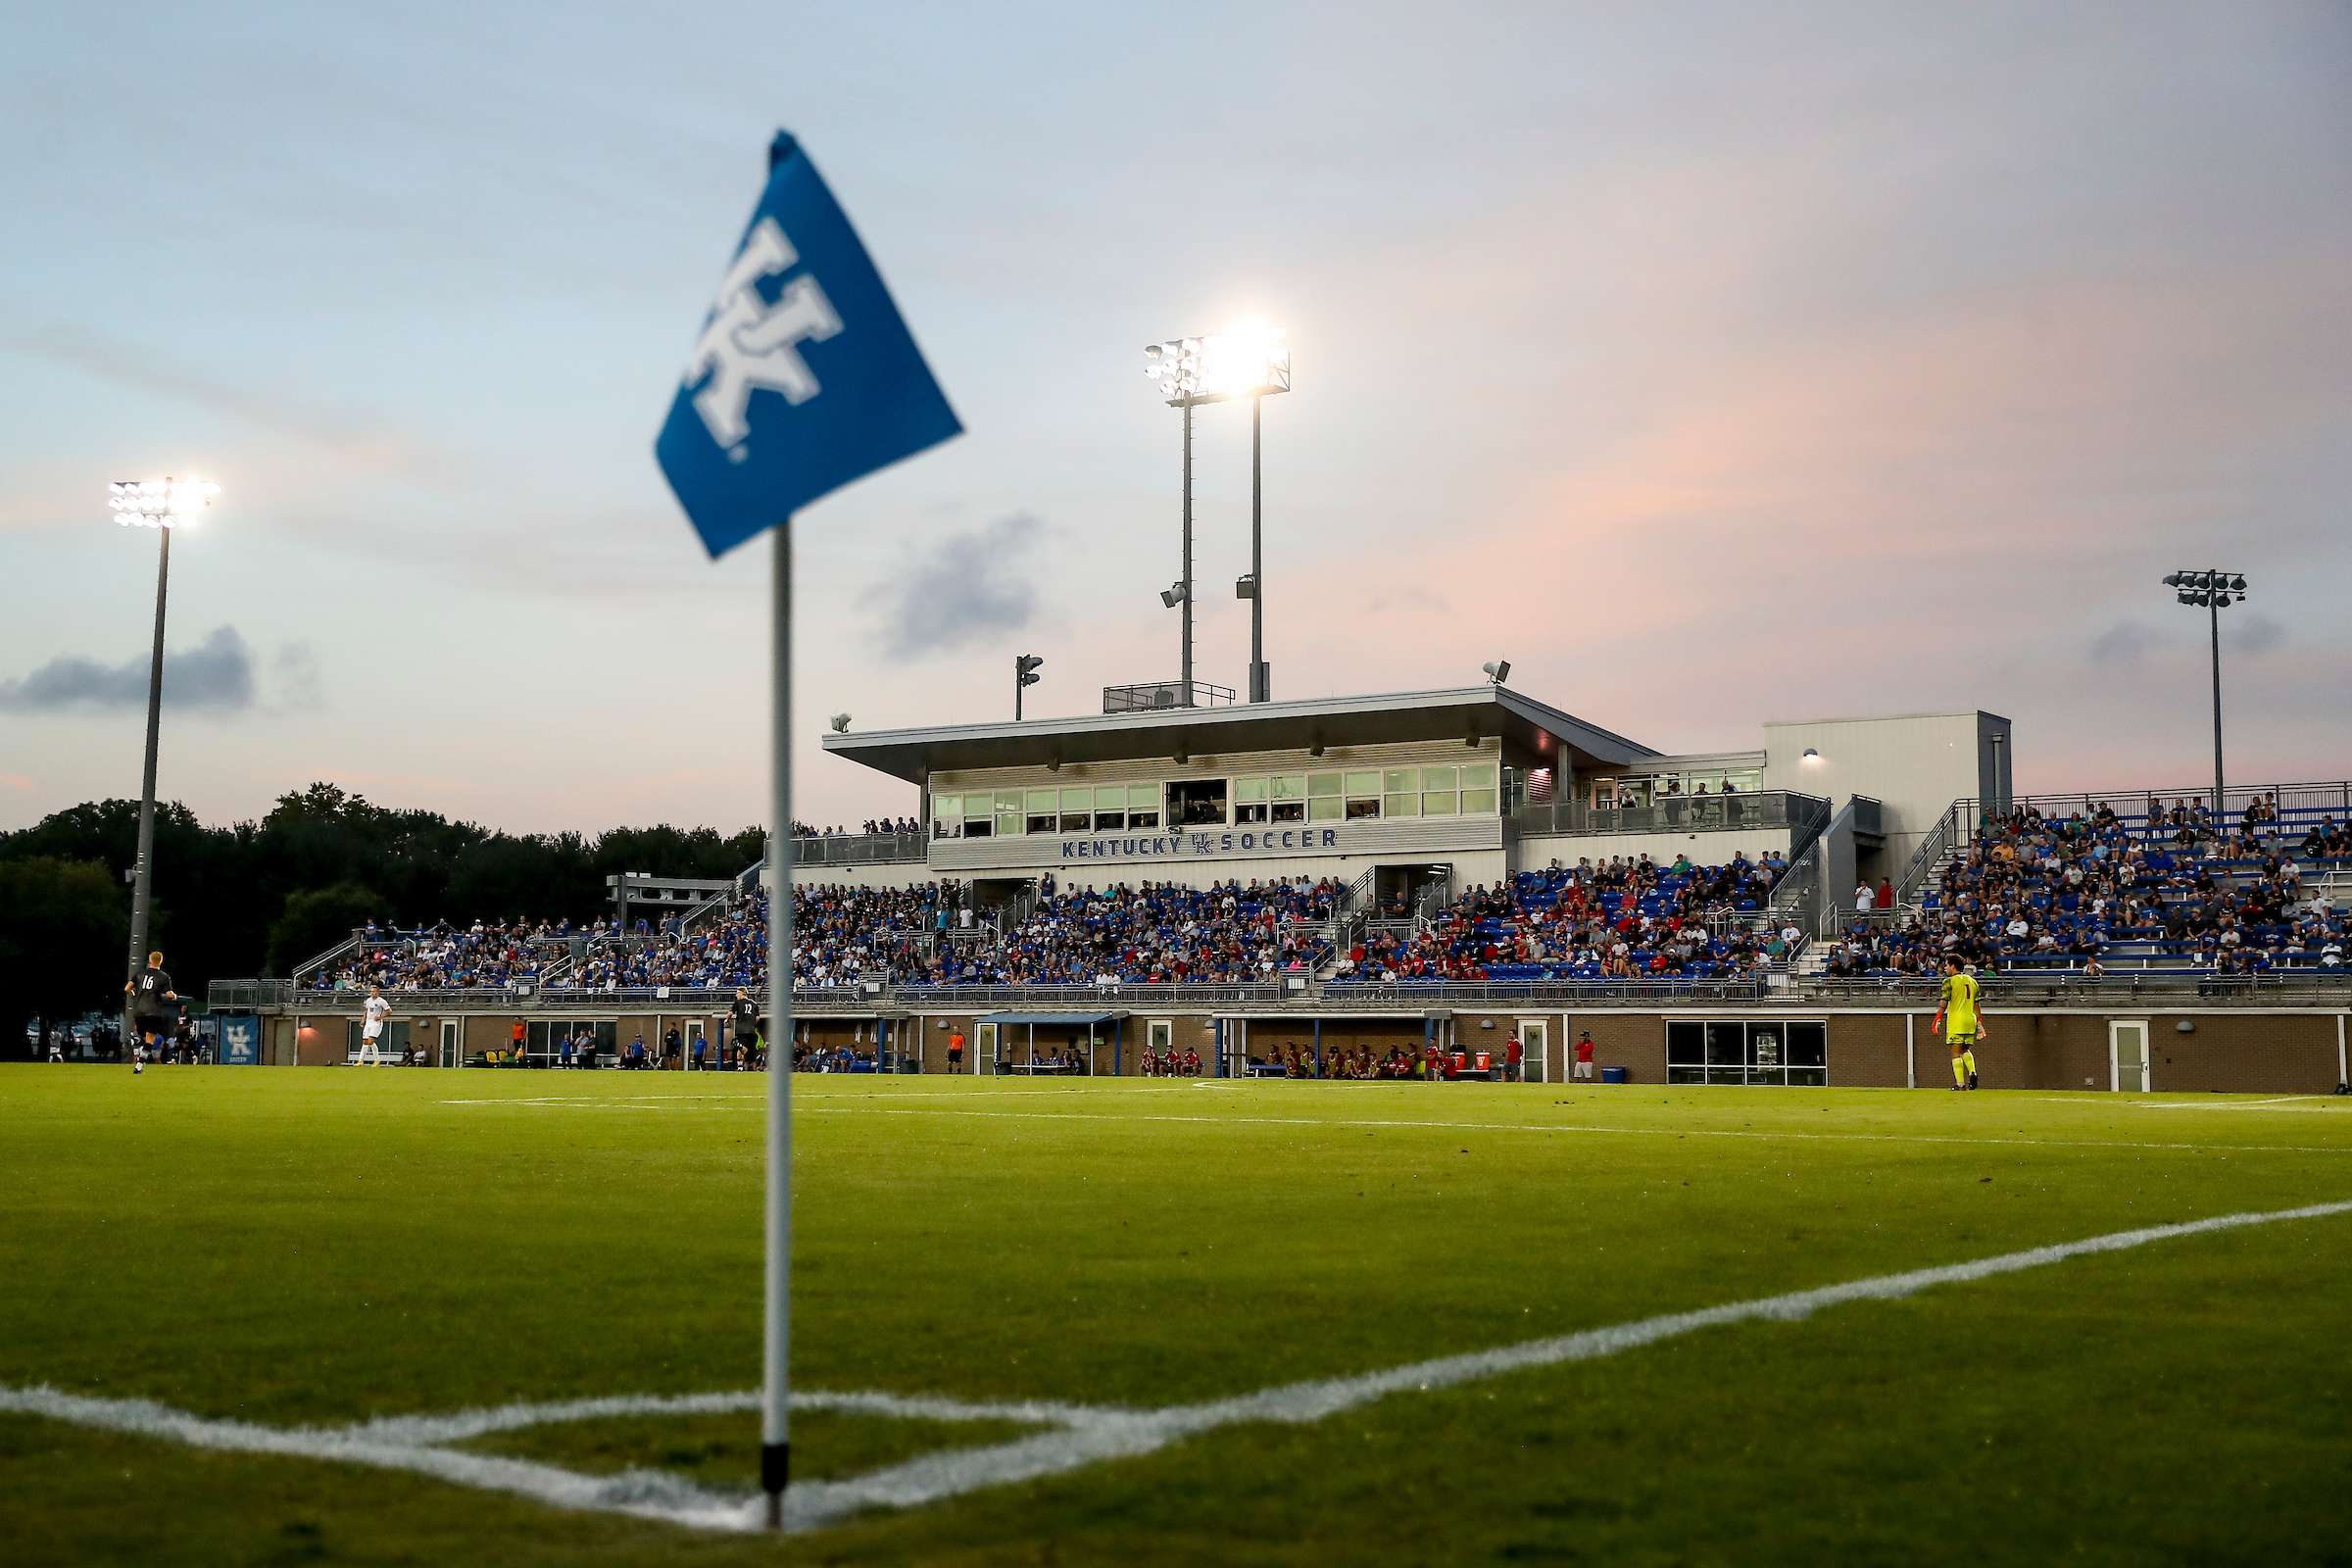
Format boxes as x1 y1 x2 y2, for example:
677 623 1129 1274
291 934 361 985
1893 799 1971 911
1510 789 1829 842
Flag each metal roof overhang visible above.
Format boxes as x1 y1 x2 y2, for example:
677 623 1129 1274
978 1010 1129 1026
821 686 1657 786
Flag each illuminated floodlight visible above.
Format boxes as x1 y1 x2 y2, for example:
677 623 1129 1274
110 476 220 527
1143 319 1290 406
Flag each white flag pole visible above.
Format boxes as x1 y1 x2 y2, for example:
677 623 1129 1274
762 521 796 1529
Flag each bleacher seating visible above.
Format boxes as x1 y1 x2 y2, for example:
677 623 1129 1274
1819 796 2349 979
1334 852 1787 982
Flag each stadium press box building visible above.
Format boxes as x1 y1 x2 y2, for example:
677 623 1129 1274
809 683 2012 897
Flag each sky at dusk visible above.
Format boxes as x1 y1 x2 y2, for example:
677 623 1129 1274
4 3 2349 837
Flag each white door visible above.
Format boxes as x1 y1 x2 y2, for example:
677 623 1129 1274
1516 1019 1548 1083
438 1021 459 1069
1147 1019 1172 1078
2110 1020 2151 1093
977 1022 1000 1075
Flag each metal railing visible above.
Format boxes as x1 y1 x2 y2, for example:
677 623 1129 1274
1102 679 1237 712
214 966 2344 1015
896 981 1287 1006
790 830 928 867
1767 835 1823 933
1800 972 2352 1006
1323 977 1770 1004
1510 790 1829 843
1893 799 1971 912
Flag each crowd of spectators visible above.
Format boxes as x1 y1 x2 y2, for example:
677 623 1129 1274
790 817 916 838
1814 800 2349 978
312 918 569 991
1334 852 1788 982
928 874 1342 986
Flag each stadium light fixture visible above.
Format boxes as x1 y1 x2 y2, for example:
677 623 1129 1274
1014 654 1043 721
2162 567 2248 822
108 475 219 1051
1482 660 1511 685
828 712 851 733
1144 319 1291 705
1159 580 1188 610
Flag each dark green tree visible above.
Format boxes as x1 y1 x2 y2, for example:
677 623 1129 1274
0 858 130 1053
265 882 390 976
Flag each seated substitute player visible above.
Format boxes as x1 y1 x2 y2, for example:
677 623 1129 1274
123 951 176 1074
1935 956 1984 1090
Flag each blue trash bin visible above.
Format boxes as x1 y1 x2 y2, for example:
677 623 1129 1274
1599 1065 1628 1084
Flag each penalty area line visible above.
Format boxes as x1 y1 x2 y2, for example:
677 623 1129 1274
3 1200 2348 1534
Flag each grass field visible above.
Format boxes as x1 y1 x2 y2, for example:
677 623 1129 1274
4 1066 2350 1566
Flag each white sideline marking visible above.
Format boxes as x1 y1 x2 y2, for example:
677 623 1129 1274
2130 1097 2340 1112
5 1200 2347 1534
439 1089 2352 1154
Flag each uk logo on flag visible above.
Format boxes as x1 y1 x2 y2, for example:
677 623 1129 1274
656 132 961 559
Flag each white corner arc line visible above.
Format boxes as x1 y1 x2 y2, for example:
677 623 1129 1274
5 1200 2347 1535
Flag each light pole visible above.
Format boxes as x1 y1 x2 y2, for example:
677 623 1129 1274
1014 654 1042 720
109 477 219 1039
1144 320 1289 704
2162 568 2246 824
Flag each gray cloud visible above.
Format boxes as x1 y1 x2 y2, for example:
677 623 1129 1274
2087 620 2164 667
0 624 260 714
271 642 324 712
2228 612 2285 656
863 513 1041 661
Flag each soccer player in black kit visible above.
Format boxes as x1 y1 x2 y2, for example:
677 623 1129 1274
123 951 176 1074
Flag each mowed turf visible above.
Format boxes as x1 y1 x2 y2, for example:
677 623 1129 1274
4 1065 2349 1566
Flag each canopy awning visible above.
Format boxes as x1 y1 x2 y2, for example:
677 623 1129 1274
978 1010 1128 1026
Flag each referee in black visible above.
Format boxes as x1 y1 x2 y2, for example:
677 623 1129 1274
732 987 763 1069
123 951 176 1072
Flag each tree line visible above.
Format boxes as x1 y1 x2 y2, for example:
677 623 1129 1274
0 783 763 1034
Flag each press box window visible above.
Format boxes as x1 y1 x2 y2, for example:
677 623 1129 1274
1308 772 1344 821
1268 774 1306 822
1167 779 1228 827
994 791 1023 836
1344 770 1382 820
1026 789 1059 834
1461 762 1497 814
1234 776 1269 824
931 794 962 839
1384 766 1419 819
1061 788 1094 833
1421 764 1458 816
1124 783 1160 829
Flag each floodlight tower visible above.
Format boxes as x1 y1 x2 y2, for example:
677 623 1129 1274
1144 320 1290 704
108 476 219 1036
2162 567 2247 824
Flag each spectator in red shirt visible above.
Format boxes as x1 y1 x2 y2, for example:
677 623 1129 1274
1504 1033 1524 1082
1574 1030 1595 1081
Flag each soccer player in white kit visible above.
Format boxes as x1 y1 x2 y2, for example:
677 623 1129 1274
359 985 391 1065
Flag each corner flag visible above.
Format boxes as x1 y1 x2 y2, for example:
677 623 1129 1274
655 130 960 1532
657 131 961 557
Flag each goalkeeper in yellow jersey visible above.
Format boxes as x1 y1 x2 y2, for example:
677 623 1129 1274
1935 956 1983 1089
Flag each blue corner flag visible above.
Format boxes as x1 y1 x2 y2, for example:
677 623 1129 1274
656 131 961 558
